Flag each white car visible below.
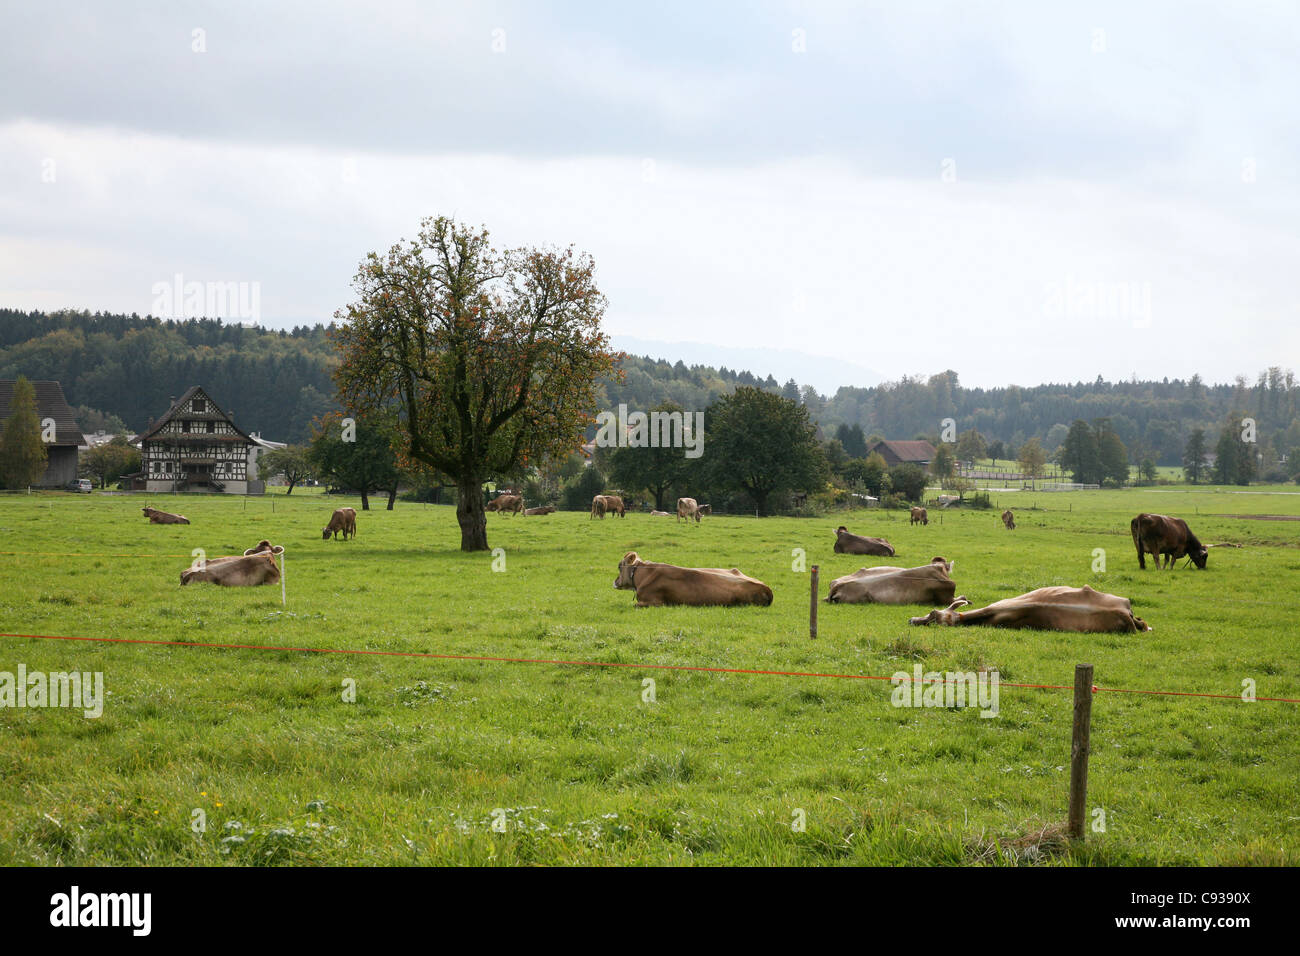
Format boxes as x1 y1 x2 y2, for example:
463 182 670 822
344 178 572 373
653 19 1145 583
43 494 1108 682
69 479 93 493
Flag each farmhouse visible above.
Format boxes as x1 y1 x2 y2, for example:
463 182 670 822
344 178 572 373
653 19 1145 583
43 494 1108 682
868 439 936 470
136 386 265 494
0 379 85 487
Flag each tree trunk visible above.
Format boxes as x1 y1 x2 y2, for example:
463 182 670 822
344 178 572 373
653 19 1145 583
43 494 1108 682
457 477 489 551
286 483 294 495
387 487 397 510
360 491 370 511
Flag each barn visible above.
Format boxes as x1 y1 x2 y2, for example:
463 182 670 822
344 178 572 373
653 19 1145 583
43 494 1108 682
0 379 85 487
867 439 937 470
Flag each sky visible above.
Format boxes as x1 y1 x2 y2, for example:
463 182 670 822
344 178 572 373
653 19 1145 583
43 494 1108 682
1 0 1297 391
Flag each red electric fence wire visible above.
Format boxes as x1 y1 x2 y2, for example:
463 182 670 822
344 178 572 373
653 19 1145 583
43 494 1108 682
2 631 1296 703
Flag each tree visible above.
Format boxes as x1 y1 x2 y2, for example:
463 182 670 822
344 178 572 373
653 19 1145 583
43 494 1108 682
703 386 827 515
987 439 1005 464
259 445 313 494
82 435 140 489
1213 416 1255 486
1183 428 1208 484
309 413 401 510
955 428 986 463
0 377 48 489
332 216 617 550
1096 425 1130 485
931 443 955 479
889 463 928 502
1059 420 1101 484
1139 459 1158 485
561 464 606 511
1017 437 1046 483
607 401 691 511
835 422 868 459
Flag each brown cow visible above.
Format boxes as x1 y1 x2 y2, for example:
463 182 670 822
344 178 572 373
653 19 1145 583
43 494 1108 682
181 542 284 587
613 551 773 607
486 493 524 515
590 495 606 519
1131 513 1207 569
833 526 895 557
677 497 704 522
649 510 672 517
1001 510 1016 530
910 506 928 526
322 507 357 540
524 505 556 515
142 506 189 525
591 494 624 518
826 557 955 606
909 586 1151 633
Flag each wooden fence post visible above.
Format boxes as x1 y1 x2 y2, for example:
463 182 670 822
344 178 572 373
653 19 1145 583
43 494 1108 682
810 566 819 639
1068 663 1095 840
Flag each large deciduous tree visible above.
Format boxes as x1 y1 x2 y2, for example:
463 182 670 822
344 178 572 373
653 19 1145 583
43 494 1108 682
332 217 617 550
703 386 826 515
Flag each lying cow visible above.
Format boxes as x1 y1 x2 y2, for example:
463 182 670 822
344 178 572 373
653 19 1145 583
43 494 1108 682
614 551 773 607
486 493 523 515
910 506 928 526
1131 513 1207 569
1001 510 1015 530
677 497 700 522
322 507 357 540
143 506 189 525
909 586 1151 633
833 526 895 557
649 510 672 517
524 505 555 515
181 541 284 587
826 557 956 606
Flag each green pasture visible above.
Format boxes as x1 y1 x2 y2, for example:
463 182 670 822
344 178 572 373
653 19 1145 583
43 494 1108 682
0 486 1297 865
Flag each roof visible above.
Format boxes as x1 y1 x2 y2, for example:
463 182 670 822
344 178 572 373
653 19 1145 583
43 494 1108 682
0 380 85 447
138 385 253 444
870 439 936 462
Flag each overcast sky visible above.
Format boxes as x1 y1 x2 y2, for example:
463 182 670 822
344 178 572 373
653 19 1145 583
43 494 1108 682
2 1 1297 390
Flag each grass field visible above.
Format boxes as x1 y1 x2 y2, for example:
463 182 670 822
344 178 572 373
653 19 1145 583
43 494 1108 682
1 486 1297 866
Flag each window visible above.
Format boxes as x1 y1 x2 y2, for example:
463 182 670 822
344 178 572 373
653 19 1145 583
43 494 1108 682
192 398 206 412
206 421 215 433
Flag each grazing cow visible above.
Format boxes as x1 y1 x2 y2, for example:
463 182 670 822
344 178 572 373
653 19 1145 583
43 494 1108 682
524 505 556 516
613 551 773 607
590 494 624 518
486 493 524 515
142 506 189 525
677 497 704 523
322 507 357 540
590 495 606 519
699 504 712 516
181 542 284 587
909 586 1151 633
910 506 928 526
1001 510 1016 530
1131 513 1208 570
826 557 956 606
832 526 895 557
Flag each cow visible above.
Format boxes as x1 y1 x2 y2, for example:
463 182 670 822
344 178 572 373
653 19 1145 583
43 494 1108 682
677 497 705 523
937 494 960 509
613 551 773 607
524 505 556 516
1002 510 1016 530
910 506 928 526
909 585 1151 633
322 507 357 540
142 506 189 525
832 526 895 557
486 493 524 515
591 494 624 518
649 510 672 517
699 504 712 516
826 557 956 606
1131 513 1208 570
181 542 284 587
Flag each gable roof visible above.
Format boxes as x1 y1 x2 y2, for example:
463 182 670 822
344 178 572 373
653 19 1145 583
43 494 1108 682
870 439 936 462
0 379 85 447
138 385 254 444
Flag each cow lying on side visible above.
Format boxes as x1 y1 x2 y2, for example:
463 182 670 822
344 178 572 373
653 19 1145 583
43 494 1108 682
524 505 555 515
1001 510 1015 530
910 506 928 526
322 507 357 540
649 510 672 517
826 557 956 605
181 541 284 587
1131 513 1207 569
614 551 773 607
143 506 190 525
909 586 1151 633
486 493 524 515
833 526 895 556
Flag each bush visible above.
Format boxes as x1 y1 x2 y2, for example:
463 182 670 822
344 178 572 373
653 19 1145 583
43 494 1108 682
967 491 993 509
888 463 928 502
561 467 606 511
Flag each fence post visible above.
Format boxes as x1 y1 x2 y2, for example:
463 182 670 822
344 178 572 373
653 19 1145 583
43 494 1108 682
809 566 819 639
1068 663 1095 840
